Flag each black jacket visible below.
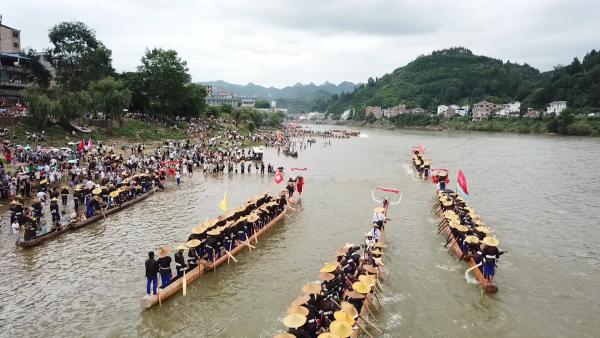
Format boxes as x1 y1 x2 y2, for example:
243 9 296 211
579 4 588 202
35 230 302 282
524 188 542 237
145 258 159 277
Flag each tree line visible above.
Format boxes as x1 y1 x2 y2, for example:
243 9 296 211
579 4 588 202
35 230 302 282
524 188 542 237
24 21 207 129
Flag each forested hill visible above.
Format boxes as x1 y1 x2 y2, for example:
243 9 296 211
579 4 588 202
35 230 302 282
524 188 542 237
200 80 356 99
325 47 543 117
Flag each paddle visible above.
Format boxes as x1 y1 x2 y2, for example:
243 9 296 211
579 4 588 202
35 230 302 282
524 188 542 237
331 299 383 334
182 269 187 296
224 249 238 263
212 249 216 272
357 323 375 338
465 262 482 282
157 285 162 306
243 239 256 251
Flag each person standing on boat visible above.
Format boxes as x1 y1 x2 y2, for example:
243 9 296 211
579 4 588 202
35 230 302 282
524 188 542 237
60 186 69 206
157 247 173 287
145 251 159 295
174 246 187 278
481 237 503 281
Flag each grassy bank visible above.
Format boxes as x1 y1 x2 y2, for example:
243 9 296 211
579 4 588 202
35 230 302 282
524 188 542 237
8 118 188 147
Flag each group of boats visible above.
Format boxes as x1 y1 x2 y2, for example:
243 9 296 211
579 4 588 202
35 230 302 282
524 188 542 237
274 219 387 338
411 148 502 294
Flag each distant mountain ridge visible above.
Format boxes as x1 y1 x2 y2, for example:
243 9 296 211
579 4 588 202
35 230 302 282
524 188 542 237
199 80 356 99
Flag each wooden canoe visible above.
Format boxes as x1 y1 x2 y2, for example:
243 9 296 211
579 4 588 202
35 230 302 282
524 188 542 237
139 206 288 309
351 229 385 338
441 219 498 294
18 189 159 248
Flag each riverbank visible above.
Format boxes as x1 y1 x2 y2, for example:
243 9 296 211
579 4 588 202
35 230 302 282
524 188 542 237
332 114 600 137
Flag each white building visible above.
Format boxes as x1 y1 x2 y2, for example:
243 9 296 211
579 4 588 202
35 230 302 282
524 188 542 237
454 105 469 116
496 101 521 117
240 99 255 108
340 109 352 120
437 105 448 115
546 101 567 116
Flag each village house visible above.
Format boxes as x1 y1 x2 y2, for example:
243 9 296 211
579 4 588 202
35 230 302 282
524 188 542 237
546 101 567 116
472 100 501 121
382 104 406 118
525 108 541 118
365 106 383 119
495 101 521 118
439 104 469 117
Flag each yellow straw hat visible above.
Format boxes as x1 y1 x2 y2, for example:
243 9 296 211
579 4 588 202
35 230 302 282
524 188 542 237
207 229 221 236
333 311 356 326
40 179 48 184
186 239 201 248
465 235 480 244
247 213 259 223
329 320 353 337
352 281 371 294
282 313 306 328
286 305 309 316
448 220 461 229
340 301 359 318
158 246 171 258
358 274 377 286
456 225 469 232
290 294 310 307
301 283 321 295
475 226 493 234
109 191 119 198
442 200 453 207
317 333 341 338
92 188 102 195
482 236 500 247
191 225 206 235
320 262 338 273
317 272 335 282
374 207 385 213
274 333 296 338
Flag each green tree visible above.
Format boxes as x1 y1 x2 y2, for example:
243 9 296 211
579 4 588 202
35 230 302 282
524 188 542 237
254 99 271 109
23 86 57 129
220 103 234 118
121 71 149 113
176 83 207 117
55 90 91 122
138 48 191 116
48 21 114 91
87 76 131 124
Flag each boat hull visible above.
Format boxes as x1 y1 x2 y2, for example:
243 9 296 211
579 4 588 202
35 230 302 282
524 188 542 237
139 206 288 309
18 189 159 248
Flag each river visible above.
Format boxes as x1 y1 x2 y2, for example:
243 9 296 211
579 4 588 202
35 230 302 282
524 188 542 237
1 127 599 337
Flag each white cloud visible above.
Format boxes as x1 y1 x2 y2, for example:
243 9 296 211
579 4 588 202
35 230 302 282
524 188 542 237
2 0 599 87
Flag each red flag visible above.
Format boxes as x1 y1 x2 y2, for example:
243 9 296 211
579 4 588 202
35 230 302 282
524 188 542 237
274 170 284 184
78 139 84 152
457 170 469 196
291 168 307 171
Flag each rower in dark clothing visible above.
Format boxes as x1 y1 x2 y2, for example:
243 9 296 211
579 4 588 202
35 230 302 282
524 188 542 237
49 197 60 225
174 246 187 278
145 251 159 295
157 247 172 287
60 187 69 206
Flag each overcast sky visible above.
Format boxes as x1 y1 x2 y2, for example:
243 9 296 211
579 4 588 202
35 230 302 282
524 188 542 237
2 0 599 87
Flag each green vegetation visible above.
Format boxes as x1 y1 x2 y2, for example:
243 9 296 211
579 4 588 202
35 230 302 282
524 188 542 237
375 112 600 136
325 47 541 118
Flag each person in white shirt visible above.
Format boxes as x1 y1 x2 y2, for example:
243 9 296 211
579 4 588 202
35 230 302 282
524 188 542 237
12 221 20 244
36 191 46 203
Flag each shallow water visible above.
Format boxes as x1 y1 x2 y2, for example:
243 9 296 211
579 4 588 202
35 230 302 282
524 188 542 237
1 127 599 337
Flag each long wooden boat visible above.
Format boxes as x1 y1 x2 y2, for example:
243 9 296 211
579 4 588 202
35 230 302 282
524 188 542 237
439 217 498 294
351 229 385 338
18 189 159 248
139 205 288 309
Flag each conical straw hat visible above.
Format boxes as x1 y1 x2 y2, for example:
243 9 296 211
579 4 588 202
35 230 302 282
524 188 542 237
282 313 306 328
301 283 321 295
286 305 309 316
333 311 356 326
329 320 353 337
482 236 500 247
352 281 371 294
340 301 359 318
186 239 201 248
